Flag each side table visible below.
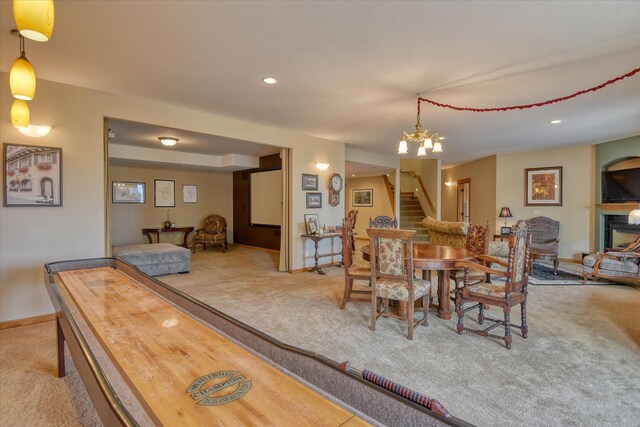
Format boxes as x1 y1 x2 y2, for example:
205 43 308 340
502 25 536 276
301 233 344 275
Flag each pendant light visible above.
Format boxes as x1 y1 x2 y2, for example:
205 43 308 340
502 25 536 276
11 100 30 129
13 0 55 42
10 34 36 101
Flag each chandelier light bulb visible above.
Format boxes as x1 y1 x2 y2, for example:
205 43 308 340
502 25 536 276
432 141 443 153
398 139 408 154
10 55 36 100
417 146 427 156
13 0 55 42
11 99 30 128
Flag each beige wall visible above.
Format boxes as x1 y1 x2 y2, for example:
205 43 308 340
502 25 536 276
345 176 395 237
441 155 497 233
496 145 594 260
109 163 233 246
0 73 345 322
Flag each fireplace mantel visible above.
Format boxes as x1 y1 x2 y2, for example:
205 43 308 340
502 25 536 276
597 202 637 212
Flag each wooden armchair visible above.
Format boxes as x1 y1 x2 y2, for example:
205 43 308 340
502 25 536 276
525 216 560 275
368 215 398 229
450 222 490 289
454 220 531 349
192 214 228 253
345 209 358 250
421 217 468 248
582 236 640 285
367 228 431 340
339 219 372 309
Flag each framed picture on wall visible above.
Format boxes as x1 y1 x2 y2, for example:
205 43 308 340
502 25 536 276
112 181 145 203
352 189 373 207
525 166 562 206
182 184 197 203
154 179 175 207
302 174 319 190
306 192 322 208
304 214 319 235
3 143 63 207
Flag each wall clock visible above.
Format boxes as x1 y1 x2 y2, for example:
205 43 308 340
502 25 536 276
329 173 343 207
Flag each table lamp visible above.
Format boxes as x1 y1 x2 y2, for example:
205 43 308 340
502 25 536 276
499 207 513 227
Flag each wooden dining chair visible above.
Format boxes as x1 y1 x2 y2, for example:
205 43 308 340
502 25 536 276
339 219 371 309
454 220 531 349
368 215 398 229
450 222 490 290
367 228 430 340
346 209 358 250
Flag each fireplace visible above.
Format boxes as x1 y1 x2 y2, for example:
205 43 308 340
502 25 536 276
603 214 640 249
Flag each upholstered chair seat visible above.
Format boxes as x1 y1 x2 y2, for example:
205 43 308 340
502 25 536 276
375 279 430 301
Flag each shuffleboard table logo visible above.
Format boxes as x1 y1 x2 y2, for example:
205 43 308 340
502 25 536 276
187 371 252 406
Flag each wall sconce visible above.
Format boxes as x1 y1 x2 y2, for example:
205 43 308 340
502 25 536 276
158 136 178 147
444 181 455 187
316 163 329 171
17 124 51 137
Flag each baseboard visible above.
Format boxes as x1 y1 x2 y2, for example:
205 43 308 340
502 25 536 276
0 313 55 330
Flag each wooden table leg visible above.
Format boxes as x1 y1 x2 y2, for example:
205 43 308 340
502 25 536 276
437 271 452 320
56 318 66 378
309 239 326 275
181 231 189 248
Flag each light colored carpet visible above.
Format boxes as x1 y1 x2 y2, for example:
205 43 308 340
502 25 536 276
1 246 638 426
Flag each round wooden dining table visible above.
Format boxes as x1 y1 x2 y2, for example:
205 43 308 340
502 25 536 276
361 243 474 320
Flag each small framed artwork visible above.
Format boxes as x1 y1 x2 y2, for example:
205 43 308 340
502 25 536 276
352 189 373 207
525 166 562 206
112 181 145 204
304 214 319 235
182 184 197 203
500 226 512 235
154 179 175 207
3 143 63 207
302 174 319 190
306 192 322 208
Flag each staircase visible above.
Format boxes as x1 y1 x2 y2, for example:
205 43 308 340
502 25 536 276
400 193 429 243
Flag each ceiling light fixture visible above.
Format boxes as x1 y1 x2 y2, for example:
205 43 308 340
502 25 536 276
261 77 278 85
13 0 55 42
17 124 51 137
158 137 178 147
10 33 36 101
399 94 441 156
316 163 329 171
549 119 562 124
11 99 30 128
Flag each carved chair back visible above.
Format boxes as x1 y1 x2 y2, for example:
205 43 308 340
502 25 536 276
503 221 532 294
466 222 490 257
367 228 416 282
368 215 398 229
341 219 356 269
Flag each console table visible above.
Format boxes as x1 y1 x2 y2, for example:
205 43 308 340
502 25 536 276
142 226 194 248
301 232 344 275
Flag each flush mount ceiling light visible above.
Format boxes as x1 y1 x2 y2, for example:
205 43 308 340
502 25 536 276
9 33 36 101
17 124 51 137
398 94 442 156
549 119 562 124
158 137 178 147
261 77 278 85
11 99 30 128
13 0 55 42
316 163 329 171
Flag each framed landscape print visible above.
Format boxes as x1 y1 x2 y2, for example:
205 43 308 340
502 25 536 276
525 166 562 206
112 181 145 204
154 179 175 207
352 189 373 207
3 143 62 207
302 174 319 190
182 184 197 203
306 192 322 208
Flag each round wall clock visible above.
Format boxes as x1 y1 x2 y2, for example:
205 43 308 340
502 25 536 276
329 173 343 207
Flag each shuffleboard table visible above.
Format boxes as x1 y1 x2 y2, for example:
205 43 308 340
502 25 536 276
45 258 468 426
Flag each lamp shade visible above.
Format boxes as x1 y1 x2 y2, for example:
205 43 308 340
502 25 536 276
629 205 640 225
13 0 55 42
499 207 513 218
11 99 30 128
10 55 36 100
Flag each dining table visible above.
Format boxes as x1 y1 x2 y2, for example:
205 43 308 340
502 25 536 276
361 243 474 320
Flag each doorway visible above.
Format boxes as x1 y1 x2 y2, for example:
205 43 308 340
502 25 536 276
457 178 470 223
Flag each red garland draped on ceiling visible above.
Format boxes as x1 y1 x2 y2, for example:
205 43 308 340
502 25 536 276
418 67 640 112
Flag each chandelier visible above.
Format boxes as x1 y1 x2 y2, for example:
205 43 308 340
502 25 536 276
398 94 442 156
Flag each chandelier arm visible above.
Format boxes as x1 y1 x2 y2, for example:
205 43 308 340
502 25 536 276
418 67 640 112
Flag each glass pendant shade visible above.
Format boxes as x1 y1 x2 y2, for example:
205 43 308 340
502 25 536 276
13 0 55 42
10 56 36 100
398 139 408 154
11 99 30 128
417 145 427 156
424 137 433 149
432 141 443 153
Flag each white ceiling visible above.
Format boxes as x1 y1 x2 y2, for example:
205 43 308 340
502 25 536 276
345 161 394 179
1 1 639 165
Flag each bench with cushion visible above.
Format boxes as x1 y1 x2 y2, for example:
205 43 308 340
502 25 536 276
112 243 191 276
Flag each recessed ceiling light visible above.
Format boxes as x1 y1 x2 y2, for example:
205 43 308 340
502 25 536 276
261 77 278 85
158 136 178 147
549 119 562 124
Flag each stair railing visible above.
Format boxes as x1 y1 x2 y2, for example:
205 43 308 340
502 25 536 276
382 175 396 215
400 171 436 215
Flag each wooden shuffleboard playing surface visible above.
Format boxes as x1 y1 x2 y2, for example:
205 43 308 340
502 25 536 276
55 267 369 426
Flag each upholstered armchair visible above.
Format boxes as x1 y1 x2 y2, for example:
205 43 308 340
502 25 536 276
582 236 640 285
192 214 228 253
525 216 560 274
421 217 468 248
